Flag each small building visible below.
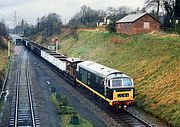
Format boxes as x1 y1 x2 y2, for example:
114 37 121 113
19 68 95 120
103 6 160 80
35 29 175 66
116 13 160 35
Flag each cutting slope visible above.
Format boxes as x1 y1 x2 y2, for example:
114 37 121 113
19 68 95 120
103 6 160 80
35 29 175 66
59 30 180 126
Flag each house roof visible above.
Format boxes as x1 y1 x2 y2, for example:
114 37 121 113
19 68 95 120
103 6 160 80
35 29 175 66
116 13 160 23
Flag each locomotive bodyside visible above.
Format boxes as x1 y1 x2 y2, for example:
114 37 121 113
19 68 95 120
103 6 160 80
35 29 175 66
76 61 134 108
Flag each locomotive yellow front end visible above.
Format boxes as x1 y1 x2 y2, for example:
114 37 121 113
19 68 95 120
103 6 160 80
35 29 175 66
106 77 135 108
112 89 134 108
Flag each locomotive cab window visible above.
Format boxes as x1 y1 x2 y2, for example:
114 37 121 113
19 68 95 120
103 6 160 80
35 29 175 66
111 78 133 88
111 79 122 88
123 78 132 87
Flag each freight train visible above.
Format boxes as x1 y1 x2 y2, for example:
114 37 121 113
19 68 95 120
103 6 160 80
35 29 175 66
22 39 134 109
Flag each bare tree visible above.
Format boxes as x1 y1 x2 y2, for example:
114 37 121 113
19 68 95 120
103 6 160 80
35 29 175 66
145 0 164 17
163 0 176 29
69 5 104 27
175 0 180 18
68 5 132 30
106 6 131 21
0 22 6 36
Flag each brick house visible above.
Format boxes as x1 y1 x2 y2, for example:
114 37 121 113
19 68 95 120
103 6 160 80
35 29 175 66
116 13 160 35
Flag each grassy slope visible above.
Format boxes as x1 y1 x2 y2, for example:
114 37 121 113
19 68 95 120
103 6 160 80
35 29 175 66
59 30 180 126
0 38 8 81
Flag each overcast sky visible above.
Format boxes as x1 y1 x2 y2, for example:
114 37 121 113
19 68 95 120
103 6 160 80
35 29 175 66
0 0 144 28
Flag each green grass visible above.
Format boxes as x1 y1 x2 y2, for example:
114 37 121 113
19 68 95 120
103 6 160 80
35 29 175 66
50 93 59 106
50 93 76 114
50 93 93 127
61 114 93 127
59 30 180 126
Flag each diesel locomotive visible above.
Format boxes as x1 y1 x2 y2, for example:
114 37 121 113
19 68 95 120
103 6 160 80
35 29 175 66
22 39 134 108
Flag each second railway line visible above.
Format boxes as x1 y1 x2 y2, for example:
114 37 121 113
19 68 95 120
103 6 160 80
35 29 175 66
9 48 40 127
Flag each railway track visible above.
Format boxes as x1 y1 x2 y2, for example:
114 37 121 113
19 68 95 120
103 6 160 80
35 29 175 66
109 109 152 127
9 49 40 127
125 108 153 127
79 87 152 127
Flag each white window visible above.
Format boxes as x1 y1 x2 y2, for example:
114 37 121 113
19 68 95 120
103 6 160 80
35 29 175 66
143 22 150 29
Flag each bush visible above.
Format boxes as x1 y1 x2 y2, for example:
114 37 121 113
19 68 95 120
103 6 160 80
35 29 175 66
176 24 180 35
50 94 76 114
107 21 116 33
59 96 68 106
59 106 76 114
70 114 80 125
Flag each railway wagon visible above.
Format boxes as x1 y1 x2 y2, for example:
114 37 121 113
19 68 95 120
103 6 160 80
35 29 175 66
30 42 47 56
66 58 82 78
41 50 68 72
21 39 27 46
65 58 83 83
76 61 134 108
16 39 22 45
26 41 33 49
32 44 41 56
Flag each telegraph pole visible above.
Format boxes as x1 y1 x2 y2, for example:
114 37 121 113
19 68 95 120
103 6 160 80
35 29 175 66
55 37 59 53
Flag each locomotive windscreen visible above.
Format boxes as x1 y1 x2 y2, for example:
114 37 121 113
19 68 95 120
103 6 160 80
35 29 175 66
111 78 133 88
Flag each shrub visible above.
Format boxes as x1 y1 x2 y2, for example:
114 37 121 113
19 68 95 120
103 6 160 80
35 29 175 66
70 114 80 125
107 21 116 33
59 106 76 114
176 23 180 35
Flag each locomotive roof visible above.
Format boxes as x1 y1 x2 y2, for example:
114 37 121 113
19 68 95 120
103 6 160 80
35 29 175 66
77 61 129 79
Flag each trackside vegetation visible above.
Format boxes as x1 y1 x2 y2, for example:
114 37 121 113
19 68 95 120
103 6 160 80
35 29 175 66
50 93 93 127
0 38 8 82
0 38 8 112
59 30 180 127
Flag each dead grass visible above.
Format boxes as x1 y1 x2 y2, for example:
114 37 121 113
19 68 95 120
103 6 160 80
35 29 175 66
78 27 107 32
148 31 179 37
108 37 130 47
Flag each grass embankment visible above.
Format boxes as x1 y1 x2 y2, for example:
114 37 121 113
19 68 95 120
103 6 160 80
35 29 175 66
50 93 93 127
59 30 180 126
0 38 8 82
0 37 8 111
